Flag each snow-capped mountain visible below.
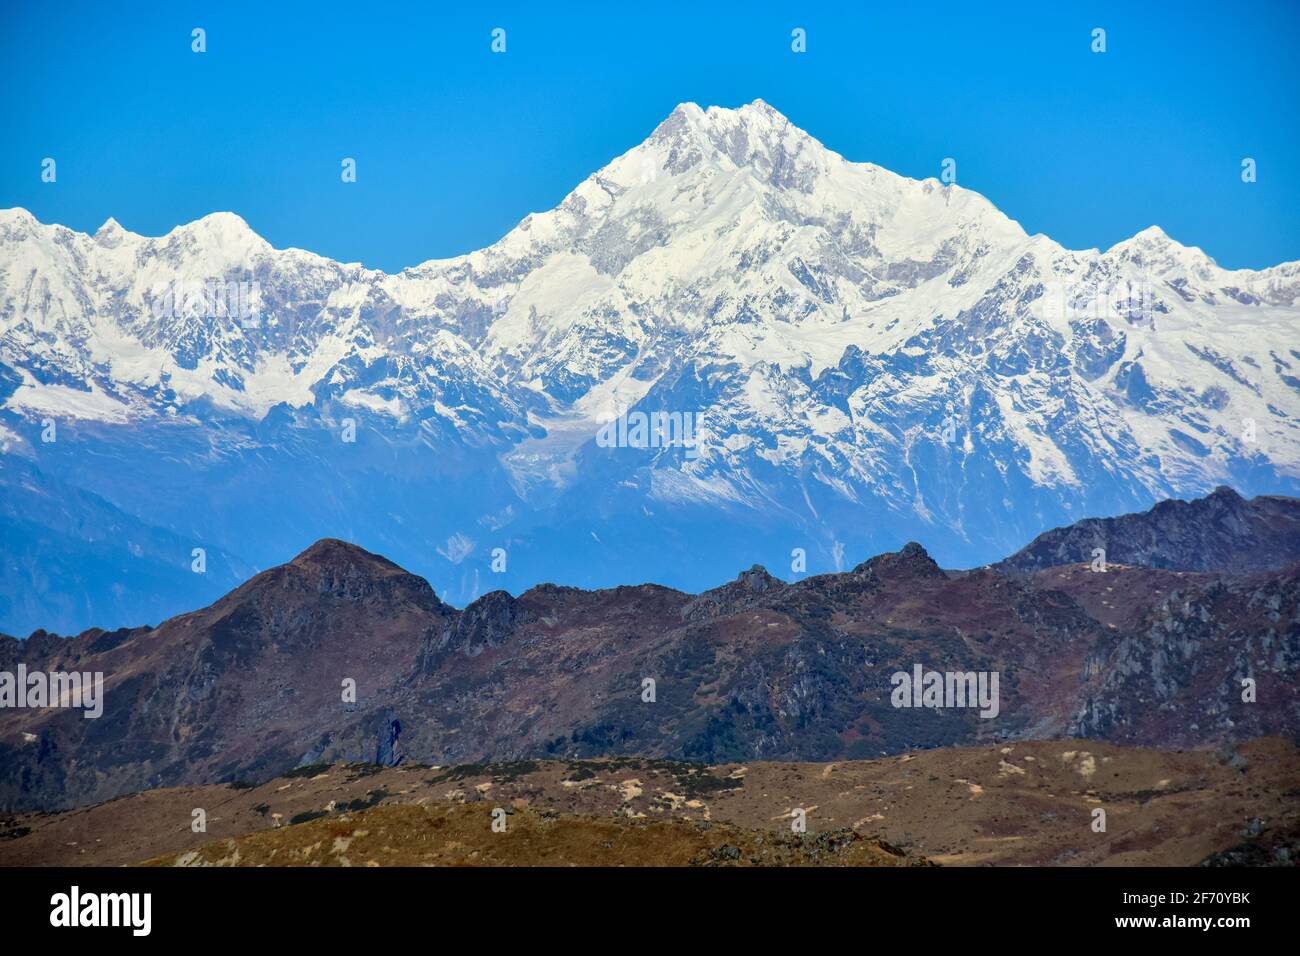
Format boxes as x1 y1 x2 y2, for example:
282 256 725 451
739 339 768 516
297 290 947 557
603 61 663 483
3 100 1299 635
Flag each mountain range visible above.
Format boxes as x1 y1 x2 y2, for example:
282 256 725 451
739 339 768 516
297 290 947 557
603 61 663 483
3 100 1299 636
3 488 1297 813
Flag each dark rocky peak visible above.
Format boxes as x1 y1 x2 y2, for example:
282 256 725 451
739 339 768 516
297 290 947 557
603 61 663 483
519 582 584 601
247 538 449 609
1149 484 1248 524
420 590 520 667
852 541 946 580
7 629 71 660
735 564 780 592
682 564 787 621
289 538 405 574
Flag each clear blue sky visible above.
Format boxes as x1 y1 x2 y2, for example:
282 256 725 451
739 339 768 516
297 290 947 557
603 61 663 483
2 0 1297 271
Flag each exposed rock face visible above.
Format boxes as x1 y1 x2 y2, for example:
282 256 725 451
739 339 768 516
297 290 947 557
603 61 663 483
1063 566 1300 744
419 589 520 666
2 498 1299 812
997 488 1300 576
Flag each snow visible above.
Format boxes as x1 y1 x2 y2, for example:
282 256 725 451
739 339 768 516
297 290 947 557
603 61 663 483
1 99 1298 524
341 389 406 419
8 380 133 423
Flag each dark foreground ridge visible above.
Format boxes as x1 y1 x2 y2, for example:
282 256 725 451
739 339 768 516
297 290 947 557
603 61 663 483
2 488 1299 812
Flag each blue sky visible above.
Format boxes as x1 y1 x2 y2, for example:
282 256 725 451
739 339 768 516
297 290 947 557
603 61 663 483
2 0 1297 272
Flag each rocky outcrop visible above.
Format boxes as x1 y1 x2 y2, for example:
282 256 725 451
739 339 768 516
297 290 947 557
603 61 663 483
997 488 1300 576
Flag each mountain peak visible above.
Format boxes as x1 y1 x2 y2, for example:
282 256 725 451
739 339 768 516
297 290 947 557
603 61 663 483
661 98 790 128
854 542 946 579
0 207 39 238
290 538 403 572
197 210 251 228
167 211 268 255
275 539 451 608
1107 225 1177 254
93 216 132 246
1107 224 1216 272
642 99 832 190
719 98 790 125
734 564 780 591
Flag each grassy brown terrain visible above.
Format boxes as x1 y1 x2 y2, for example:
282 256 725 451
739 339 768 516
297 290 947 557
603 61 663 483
3 737 1296 867
142 803 924 867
